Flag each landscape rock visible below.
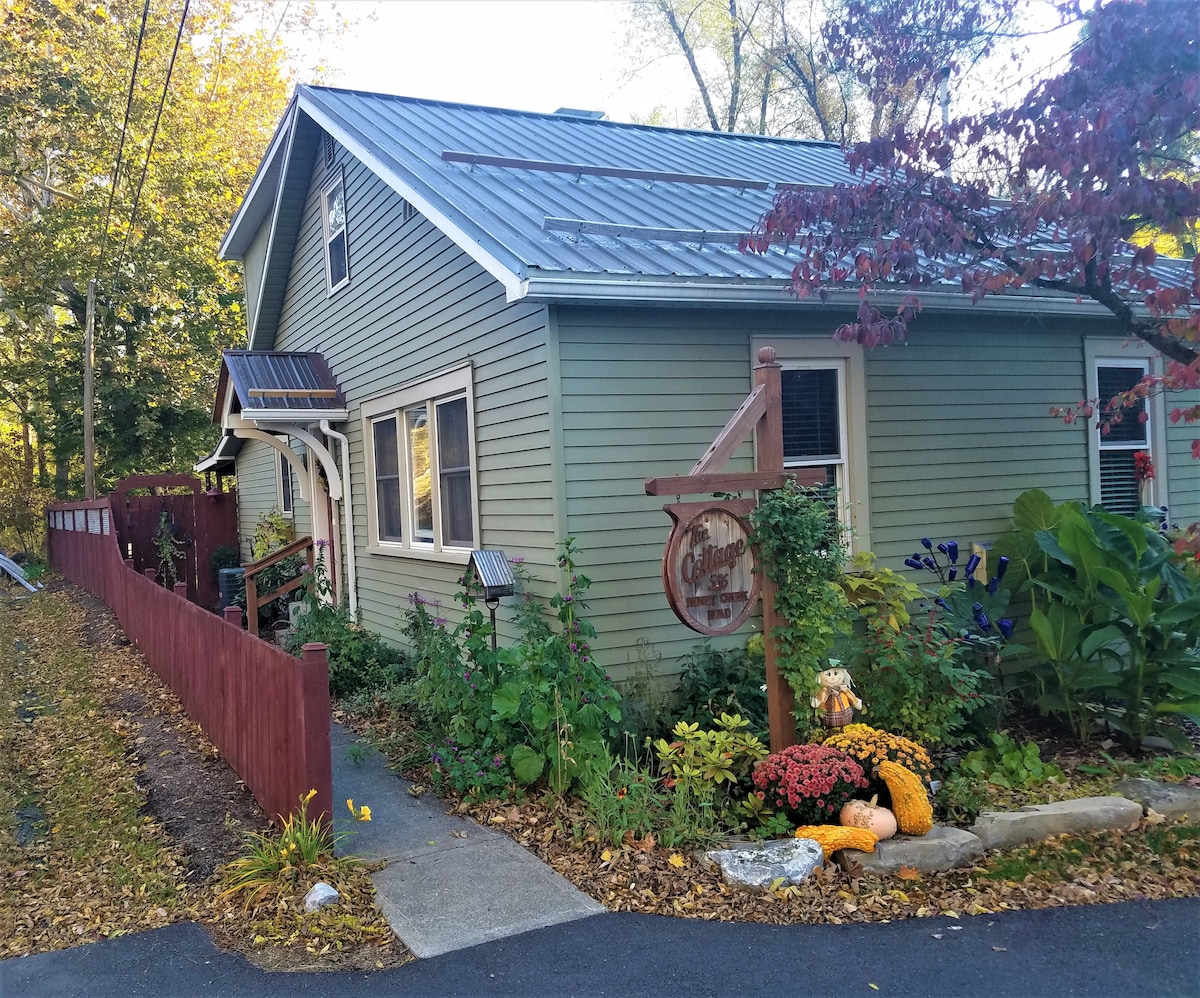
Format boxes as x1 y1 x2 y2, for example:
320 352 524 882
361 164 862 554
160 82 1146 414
844 825 984 875
707 838 823 889
303 882 340 912
969 796 1143 851
1113 778 1200 822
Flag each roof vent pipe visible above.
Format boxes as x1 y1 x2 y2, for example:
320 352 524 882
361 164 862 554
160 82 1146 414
321 419 358 620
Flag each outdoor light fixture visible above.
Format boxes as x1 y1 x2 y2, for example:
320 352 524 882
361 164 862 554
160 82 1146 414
466 549 516 651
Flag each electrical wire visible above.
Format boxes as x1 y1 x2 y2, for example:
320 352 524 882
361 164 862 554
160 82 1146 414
112 0 192 279
95 0 152 280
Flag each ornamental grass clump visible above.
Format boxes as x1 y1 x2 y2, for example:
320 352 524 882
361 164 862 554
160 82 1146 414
751 743 869 826
822 723 933 785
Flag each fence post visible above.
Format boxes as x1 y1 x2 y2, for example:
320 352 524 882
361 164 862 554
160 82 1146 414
144 568 157 584
174 581 188 598
125 558 134 570
299 643 333 824
223 605 243 627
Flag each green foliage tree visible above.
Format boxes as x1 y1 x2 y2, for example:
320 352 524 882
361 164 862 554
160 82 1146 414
0 0 346 500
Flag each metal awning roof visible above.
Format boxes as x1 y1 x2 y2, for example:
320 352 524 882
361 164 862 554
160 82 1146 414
214 350 348 423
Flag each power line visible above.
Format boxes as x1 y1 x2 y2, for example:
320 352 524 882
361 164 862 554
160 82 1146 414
112 0 192 279
95 0 152 280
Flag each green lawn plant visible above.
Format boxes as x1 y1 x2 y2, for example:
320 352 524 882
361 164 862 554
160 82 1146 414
651 713 767 809
998 490 1200 749
219 790 370 906
959 731 1066 789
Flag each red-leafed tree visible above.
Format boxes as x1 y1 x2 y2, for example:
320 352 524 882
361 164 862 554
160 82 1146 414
744 0 1200 453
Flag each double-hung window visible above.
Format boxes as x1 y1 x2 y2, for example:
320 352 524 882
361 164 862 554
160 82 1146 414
363 367 477 557
762 337 870 550
1091 357 1154 516
322 170 349 294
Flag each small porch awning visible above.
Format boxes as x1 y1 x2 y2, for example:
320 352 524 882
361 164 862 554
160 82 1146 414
213 350 348 423
200 350 349 501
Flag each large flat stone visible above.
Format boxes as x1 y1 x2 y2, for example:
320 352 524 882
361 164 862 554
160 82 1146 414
1113 778 1200 822
707 838 824 889
969 796 1143 851
844 824 984 875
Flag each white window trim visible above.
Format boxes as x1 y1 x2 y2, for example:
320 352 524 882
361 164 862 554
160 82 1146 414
361 364 478 563
754 337 870 552
321 168 350 296
276 435 295 517
1085 340 1168 511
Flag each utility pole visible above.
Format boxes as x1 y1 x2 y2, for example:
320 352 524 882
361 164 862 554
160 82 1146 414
84 279 95 499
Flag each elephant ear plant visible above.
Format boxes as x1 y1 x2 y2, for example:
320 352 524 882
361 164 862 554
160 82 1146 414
999 489 1200 750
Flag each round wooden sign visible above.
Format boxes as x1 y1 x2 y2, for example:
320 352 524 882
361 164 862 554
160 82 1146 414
662 501 760 636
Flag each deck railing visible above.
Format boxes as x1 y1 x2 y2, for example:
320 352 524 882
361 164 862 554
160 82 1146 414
45 498 332 824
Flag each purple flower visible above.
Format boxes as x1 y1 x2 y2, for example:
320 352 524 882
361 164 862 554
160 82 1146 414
511 556 525 564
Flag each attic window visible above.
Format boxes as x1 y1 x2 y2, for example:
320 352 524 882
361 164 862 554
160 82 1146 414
321 169 349 295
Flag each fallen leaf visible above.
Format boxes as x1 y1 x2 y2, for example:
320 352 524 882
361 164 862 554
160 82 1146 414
601 849 612 863
668 854 685 869
992 946 1007 952
897 865 921 881
868 984 880 991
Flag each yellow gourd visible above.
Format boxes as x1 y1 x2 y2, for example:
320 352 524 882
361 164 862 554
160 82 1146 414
793 824 879 860
876 760 933 835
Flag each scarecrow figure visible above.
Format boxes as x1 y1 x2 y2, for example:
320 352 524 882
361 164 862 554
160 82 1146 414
811 665 862 730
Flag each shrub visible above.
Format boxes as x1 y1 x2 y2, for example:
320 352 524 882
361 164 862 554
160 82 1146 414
997 489 1200 748
751 743 869 827
672 642 768 735
284 554 407 698
403 540 622 795
848 606 997 748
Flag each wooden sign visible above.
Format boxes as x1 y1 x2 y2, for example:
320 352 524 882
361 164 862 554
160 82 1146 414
662 499 760 636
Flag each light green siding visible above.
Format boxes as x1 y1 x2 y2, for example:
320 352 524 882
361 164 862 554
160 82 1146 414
248 140 556 648
554 307 1101 683
864 318 1091 565
1164 386 1200 525
234 438 277 563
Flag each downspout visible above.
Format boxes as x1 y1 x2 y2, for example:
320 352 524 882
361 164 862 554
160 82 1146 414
320 420 358 620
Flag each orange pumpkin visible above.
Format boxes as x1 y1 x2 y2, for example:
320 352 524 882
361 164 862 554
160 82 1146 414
839 796 897 841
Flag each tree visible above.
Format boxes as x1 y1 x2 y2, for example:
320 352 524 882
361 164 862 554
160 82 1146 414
626 0 1023 141
0 0 344 500
744 0 1199 448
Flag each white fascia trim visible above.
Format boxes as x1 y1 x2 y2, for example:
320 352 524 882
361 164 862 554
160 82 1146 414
241 408 350 423
219 102 296 261
296 92 527 302
230 428 311 502
518 275 1126 317
225 410 346 501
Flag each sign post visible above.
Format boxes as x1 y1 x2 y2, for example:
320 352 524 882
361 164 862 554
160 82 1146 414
647 346 816 753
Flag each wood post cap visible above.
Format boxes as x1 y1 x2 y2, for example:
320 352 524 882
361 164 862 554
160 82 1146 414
757 346 778 365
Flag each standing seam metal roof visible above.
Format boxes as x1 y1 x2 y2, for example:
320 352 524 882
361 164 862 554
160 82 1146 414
283 87 855 285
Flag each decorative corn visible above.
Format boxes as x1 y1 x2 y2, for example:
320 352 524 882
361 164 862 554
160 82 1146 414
793 824 879 860
876 760 934 835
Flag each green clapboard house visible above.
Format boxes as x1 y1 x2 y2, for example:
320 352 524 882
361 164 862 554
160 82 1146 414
198 86 1200 683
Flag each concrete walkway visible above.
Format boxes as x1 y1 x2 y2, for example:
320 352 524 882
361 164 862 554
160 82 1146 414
329 721 603 958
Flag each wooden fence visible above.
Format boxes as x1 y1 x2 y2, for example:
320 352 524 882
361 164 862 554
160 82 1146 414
45 498 332 824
